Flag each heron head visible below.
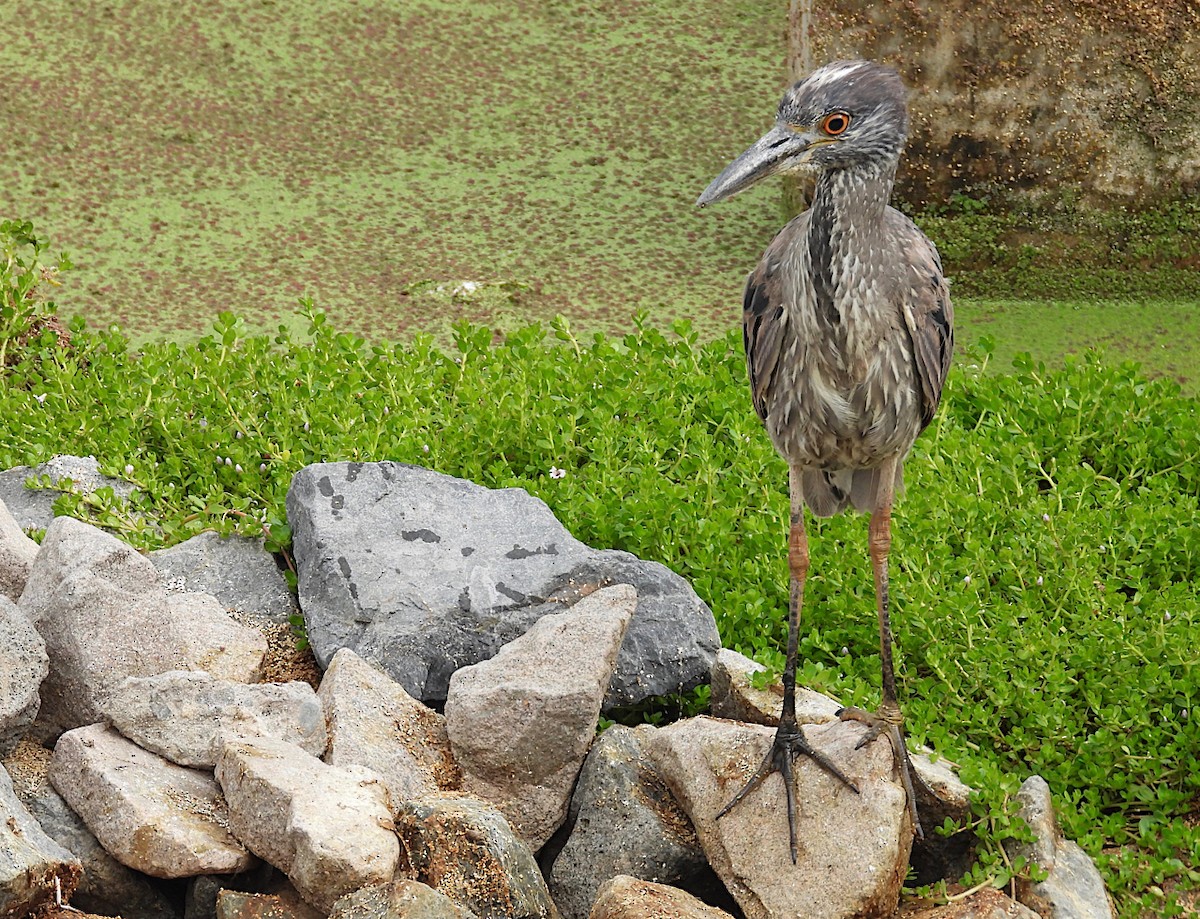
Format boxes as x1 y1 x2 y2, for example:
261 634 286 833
697 60 909 206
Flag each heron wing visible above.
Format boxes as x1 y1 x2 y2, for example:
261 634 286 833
895 217 954 429
742 216 805 422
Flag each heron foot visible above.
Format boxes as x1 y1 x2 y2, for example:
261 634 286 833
717 722 859 863
838 703 931 838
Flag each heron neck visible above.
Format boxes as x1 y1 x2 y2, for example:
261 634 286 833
810 161 896 235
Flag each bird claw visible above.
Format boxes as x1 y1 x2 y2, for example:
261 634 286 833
717 723 859 864
836 704 931 838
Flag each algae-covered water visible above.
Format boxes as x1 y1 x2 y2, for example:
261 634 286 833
5 0 1199 388
6 0 785 341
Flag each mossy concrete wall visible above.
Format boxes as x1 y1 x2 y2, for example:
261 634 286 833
787 0 1199 208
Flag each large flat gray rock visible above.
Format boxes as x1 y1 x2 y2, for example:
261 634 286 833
286 462 719 708
19 516 266 739
0 595 47 756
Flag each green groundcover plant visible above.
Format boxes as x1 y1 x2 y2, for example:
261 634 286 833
2 222 1198 915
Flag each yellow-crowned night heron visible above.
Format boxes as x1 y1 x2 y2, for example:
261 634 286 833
697 60 953 858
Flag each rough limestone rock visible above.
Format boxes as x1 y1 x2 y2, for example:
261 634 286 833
0 455 137 531
328 878 481 918
151 532 299 625
590 876 735 919
896 887 1040 919
646 716 911 919
445 584 634 850
19 516 266 738
394 794 559 919
319 648 459 805
49 723 253 878
708 648 841 726
286 461 718 708
0 595 48 756
1009 776 1114 919
215 734 399 913
547 724 710 919
100 670 327 768
0 763 82 918
0 498 38 602
4 738 179 919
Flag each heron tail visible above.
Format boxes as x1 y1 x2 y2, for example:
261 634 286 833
802 465 905 517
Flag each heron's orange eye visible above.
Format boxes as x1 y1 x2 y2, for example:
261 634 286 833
821 111 851 136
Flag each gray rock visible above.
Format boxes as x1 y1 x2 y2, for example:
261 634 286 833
590 876 736 919
151 532 299 625
708 648 841 725
19 516 266 739
446 585 633 850
0 497 38 601
0 595 48 756
547 725 709 919
395 794 559 919
646 716 911 919
0 762 82 917
100 670 327 768
50 723 254 878
319 648 459 804
1009 776 1114 919
215 734 399 913
286 462 718 708
328 878 481 918
0 454 136 531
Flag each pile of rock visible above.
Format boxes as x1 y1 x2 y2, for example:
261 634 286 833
0 458 1114 919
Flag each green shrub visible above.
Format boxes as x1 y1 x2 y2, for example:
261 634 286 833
1 289 1197 915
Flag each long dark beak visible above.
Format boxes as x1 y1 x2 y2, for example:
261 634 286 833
696 124 812 207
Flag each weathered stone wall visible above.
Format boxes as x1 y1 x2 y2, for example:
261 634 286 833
788 0 1200 208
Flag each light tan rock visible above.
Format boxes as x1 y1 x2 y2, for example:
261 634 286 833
896 886 1041 919
215 888 325 919
101 670 326 768
215 734 399 913
319 648 459 804
18 517 266 739
445 584 634 850
646 716 911 919
328 878 481 918
48 723 253 878
0 497 37 602
589 875 735 919
708 648 841 725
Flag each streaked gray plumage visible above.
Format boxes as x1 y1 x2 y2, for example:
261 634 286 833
698 60 953 858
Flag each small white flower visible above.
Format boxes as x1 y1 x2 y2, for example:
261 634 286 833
550 466 567 479
1042 513 1050 523
236 431 243 439
422 444 430 454
235 464 243 473
1036 576 1044 587
1164 612 1172 621
840 646 849 657
216 455 224 466
199 418 208 428
123 464 134 476
33 393 47 404
225 457 233 467
260 463 267 472
963 575 971 585
304 421 310 432
1098 544 1107 554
